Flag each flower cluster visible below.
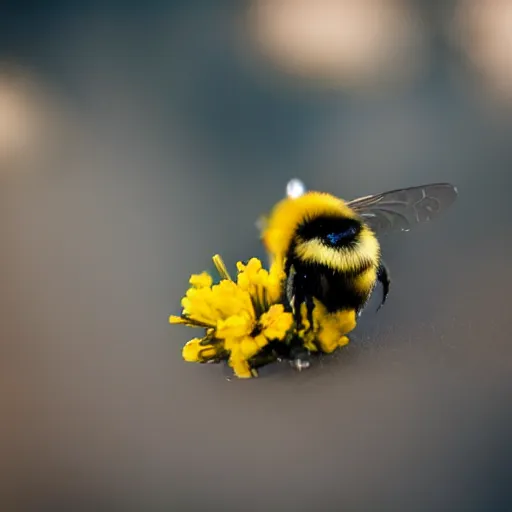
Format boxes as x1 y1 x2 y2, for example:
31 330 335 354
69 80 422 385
170 254 355 379
170 255 294 378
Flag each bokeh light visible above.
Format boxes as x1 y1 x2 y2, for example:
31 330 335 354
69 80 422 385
0 67 68 174
248 0 428 89
452 0 512 104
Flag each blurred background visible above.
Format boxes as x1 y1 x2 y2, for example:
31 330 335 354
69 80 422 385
1 1 512 510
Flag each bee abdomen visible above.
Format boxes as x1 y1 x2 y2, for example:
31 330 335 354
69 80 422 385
322 266 378 313
290 261 378 314
353 266 378 299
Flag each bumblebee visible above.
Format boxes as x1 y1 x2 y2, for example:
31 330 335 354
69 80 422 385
259 179 458 370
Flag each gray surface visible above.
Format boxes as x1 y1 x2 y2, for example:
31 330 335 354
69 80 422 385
2 2 512 511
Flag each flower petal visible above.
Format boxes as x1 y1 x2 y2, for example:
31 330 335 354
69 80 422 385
182 338 204 362
182 337 224 362
260 304 293 341
254 334 268 348
217 313 254 340
169 315 188 325
189 272 213 288
228 346 258 379
240 337 261 359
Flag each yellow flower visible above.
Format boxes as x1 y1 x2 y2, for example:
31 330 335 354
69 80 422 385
170 253 357 379
170 254 293 378
236 258 285 310
169 278 254 328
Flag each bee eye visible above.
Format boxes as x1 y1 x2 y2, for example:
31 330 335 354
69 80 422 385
325 226 358 246
297 215 361 245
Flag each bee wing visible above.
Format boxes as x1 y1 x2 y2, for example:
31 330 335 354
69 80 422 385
346 183 458 235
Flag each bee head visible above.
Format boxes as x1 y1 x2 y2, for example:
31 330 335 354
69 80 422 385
292 214 378 272
262 190 380 273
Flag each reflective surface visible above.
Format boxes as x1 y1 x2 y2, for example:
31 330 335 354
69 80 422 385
1 2 512 510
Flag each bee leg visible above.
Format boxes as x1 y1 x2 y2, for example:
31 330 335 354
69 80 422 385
287 271 314 371
291 270 315 332
289 301 311 370
290 311 310 363
376 261 391 311
293 295 304 330
305 294 315 332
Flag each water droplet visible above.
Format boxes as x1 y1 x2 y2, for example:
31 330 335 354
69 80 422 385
286 178 306 199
